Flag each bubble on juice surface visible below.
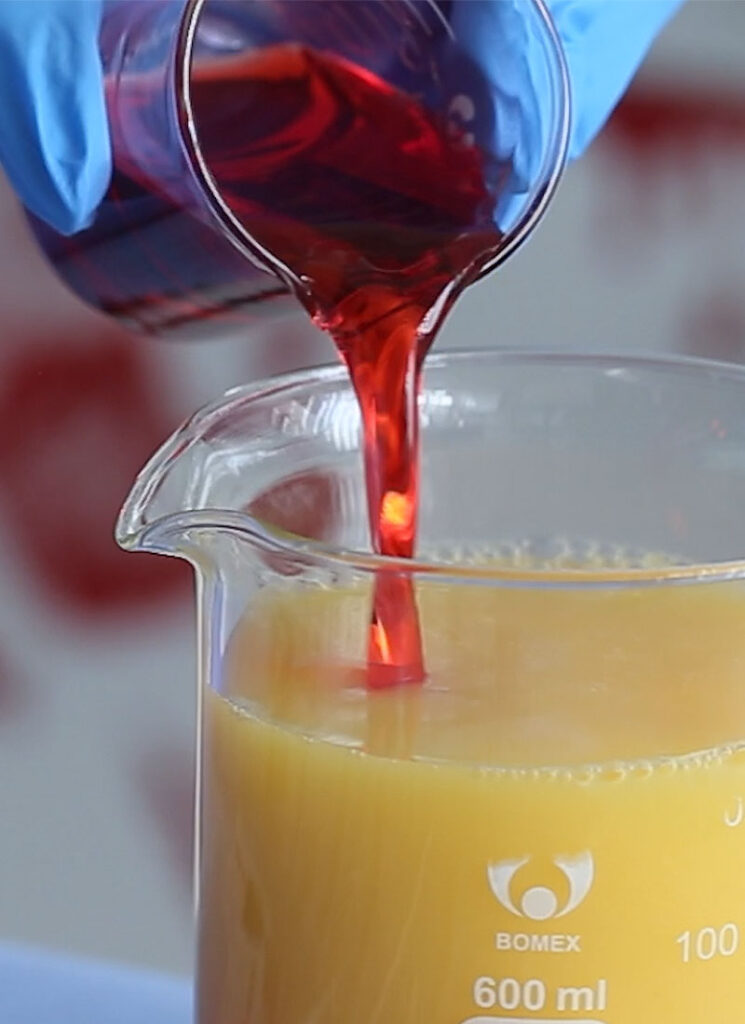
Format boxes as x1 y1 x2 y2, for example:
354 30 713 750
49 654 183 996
225 538 745 779
420 537 685 571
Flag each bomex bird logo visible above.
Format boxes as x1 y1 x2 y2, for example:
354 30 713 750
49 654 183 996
487 852 594 921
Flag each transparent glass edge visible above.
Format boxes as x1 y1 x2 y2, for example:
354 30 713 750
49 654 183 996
117 349 745 587
476 0 572 277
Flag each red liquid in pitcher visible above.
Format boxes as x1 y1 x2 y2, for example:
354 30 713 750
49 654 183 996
41 44 505 684
190 45 503 685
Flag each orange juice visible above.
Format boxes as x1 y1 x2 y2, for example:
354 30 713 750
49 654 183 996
198 577 745 1023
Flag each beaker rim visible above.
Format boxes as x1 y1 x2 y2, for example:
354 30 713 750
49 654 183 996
117 348 745 589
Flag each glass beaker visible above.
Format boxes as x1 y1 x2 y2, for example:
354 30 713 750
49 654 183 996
118 350 745 1022
29 0 569 338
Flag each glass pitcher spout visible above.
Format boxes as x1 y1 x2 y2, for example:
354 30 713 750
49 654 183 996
114 420 236 563
115 362 371 565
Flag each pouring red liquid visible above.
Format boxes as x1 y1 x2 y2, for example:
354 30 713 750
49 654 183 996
41 42 506 685
188 44 503 685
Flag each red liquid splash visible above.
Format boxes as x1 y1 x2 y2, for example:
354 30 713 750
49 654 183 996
191 45 502 686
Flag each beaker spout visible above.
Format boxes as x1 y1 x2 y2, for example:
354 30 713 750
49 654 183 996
115 368 357 566
115 400 260 562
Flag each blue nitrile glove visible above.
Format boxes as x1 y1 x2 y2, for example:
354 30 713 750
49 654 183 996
0 0 682 237
0 0 109 235
549 0 686 157
436 0 685 228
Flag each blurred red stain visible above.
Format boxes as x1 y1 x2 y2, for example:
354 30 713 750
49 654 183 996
247 469 341 541
607 89 745 155
597 87 745 234
594 87 745 367
0 334 189 616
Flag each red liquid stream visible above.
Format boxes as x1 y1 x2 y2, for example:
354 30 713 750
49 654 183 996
37 44 506 686
189 45 502 686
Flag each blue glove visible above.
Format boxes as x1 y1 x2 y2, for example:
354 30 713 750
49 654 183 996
0 0 682 237
549 0 686 157
0 0 109 235
442 0 684 229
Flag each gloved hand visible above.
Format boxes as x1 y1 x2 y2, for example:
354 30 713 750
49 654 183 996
551 0 685 157
0 0 109 235
0 0 683 237
449 0 685 229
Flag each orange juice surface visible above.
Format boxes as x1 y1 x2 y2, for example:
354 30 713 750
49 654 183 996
198 576 745 1024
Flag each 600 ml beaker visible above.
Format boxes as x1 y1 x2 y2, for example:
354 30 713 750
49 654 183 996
118 351 745 1023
